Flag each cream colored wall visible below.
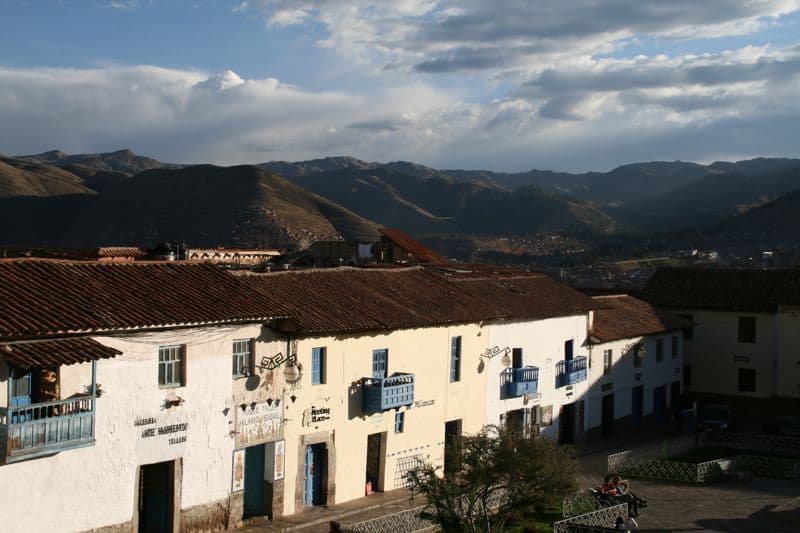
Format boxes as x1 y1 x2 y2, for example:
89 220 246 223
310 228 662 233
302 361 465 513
280 323 485 516
679 309 777 398
483 315 591 440
0 324 284 533
586 333 683 429
771 308 800 400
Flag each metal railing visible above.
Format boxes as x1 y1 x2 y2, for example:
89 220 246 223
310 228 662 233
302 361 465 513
363 373 415 412
556 357 588 387
502 366 539 397
553 503 628 533
2 396 96 462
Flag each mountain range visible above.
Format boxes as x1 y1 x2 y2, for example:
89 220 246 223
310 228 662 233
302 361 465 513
0 148 798 255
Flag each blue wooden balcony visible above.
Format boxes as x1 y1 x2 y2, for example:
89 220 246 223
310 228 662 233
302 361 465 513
1 396 96 463
556 356 588 388
502 366 539 397
363 373 415 413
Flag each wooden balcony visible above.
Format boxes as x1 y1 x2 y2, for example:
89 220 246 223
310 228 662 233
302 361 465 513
502 366 539 397
555 356 588 388
363 373 415 413
1 396 96 463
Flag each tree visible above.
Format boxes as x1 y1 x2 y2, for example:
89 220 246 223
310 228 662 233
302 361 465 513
406 425 578 532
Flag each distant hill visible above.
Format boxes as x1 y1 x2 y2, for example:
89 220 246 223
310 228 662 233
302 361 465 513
18 149 165 176
0 155 95 197
263 163 619 236
60 165 379 248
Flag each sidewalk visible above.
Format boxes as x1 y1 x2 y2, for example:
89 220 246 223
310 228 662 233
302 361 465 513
237 489 422 532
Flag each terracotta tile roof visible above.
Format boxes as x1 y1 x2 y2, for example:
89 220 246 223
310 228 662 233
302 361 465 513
238 267 495 335
379 228 445 263
238 267 596 335
0 260 285 339
0 337 122 368
442 274 599 322
642 267 800 312
589 294 691 343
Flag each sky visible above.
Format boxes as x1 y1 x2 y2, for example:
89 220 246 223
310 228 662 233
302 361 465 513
1 1 799 172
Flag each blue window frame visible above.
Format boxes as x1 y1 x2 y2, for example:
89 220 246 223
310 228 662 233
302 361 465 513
232 339 253 378
372 349 388 379
450 336 461 382
312 347 326 385
395 412 405 433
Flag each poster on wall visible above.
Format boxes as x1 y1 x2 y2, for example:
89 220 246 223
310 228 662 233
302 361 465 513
232 449 245 492
274 440 285 481
540 405 553 426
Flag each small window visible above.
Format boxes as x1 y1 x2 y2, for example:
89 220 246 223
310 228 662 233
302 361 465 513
738 368 756 392
450 336 461 382
738 316 756 343
312 347 326 385
633 345 644 368
656 339 664 363
159 345 185 388
683 365 692 387
564 339 574 360
232 339 253 378
372 349 388 379
602 349 612 376
679 314 693 339
395 412 405 433
671 336 679 359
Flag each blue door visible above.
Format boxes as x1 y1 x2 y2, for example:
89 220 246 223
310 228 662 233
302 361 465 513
304 444 326 506
10 369 32 423
244 445 265 518
372 349 388 379
632 386 643 428
654 386 667 425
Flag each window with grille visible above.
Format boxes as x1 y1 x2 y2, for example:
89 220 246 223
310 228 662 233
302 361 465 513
311 347 326 385
159 345 185 388
738 368 756 392
679 314 694 339
671 335 679 359
450 336 461 382
603 349 612 376
232 339 253 378
656 339 664 362
395 412 405 433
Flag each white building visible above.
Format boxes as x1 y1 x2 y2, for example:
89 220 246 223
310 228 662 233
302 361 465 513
585 295 688 438
642 267 800 413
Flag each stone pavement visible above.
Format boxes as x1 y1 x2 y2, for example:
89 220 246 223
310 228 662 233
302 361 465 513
576 433 800 533
236 489 422 532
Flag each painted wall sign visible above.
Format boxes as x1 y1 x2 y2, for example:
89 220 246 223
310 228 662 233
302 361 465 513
232 449 245 492
136 418 188 444
258 352 297 371
235 402 283 447
302 406 331 426
414 399 435 408
524 392 542 404
732 355 750 362
480 346 511 360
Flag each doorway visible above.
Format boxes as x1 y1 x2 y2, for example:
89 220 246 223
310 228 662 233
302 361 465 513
558 403 576 444
444 419 462 474
138 461 175 533
653 386 667 425
670 380 682 418
365 432 384 493
303 443 327 507
243 444 266 518
632 386 644 429
601 394 615 436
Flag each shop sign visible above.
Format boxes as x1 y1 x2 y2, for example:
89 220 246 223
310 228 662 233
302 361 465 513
236 401 283 447
302 405 331 426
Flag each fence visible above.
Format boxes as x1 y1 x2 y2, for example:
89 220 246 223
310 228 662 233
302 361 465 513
608 432 800 483
562 490 619 518
553 503 628 533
